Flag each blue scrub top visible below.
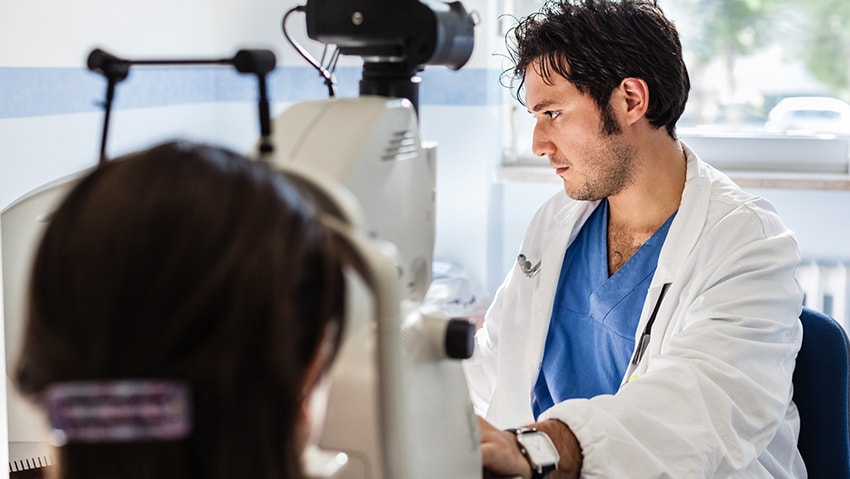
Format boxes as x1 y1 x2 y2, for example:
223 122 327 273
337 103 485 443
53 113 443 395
532 199 676 419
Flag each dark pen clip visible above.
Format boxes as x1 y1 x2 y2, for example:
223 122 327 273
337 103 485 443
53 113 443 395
632 282 671 366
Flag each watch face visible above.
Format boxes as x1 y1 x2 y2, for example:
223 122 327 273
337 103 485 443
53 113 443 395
517 431 559 464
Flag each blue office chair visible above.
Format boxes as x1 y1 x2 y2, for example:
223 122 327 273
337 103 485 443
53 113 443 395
793 306 850 478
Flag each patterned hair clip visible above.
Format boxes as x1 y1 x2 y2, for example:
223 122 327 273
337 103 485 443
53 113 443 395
44 380 191 445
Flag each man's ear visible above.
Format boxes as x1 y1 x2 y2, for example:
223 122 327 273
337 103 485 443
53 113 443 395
615 77 650 126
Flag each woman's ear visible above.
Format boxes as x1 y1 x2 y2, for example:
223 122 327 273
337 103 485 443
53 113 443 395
296 332 335 451
301 340 330 400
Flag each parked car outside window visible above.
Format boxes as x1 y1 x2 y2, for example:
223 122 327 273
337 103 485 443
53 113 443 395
764 97 850 136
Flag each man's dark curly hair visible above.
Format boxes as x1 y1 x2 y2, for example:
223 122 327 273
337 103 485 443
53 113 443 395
505 0 690 138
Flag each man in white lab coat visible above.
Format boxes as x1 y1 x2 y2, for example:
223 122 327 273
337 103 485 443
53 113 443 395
466 0 806 477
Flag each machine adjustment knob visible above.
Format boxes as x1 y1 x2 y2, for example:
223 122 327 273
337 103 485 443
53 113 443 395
444 318 475 359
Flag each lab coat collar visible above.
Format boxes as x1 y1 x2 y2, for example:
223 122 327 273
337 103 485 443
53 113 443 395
525 199 599 377
651 141 709 284
538 199 599 293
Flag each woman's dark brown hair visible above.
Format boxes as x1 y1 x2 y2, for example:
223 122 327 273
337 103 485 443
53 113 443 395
15 141 347 479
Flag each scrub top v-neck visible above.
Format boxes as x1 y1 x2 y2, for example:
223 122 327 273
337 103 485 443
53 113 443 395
532 199 676 419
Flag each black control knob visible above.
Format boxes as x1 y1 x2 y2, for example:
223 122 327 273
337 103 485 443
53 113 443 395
444 318 475 359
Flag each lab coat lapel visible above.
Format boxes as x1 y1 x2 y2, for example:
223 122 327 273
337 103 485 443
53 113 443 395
526 199 600 386
654 142 711 280
622 142 712 383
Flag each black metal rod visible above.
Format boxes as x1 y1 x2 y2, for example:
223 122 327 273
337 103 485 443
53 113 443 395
98 80 116 165
129 58 232 66
87 48 277 164
257 74 274 160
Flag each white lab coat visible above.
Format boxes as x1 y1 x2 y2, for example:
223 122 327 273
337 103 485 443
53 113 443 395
465 143 806 478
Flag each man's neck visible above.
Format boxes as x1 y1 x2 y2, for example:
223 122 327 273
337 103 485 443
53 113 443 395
607 136 686 231
605 136 686 275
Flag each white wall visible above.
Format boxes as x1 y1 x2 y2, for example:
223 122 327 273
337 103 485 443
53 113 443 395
0 0 506 203
0 0 508 283
1 0 223 209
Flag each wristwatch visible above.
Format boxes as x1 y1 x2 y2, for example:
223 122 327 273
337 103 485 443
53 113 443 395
507 427 559 479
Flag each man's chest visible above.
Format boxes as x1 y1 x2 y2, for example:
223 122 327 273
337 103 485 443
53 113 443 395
607 224 655 275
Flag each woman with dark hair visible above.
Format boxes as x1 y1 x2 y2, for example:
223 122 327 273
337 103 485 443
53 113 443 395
14 141 348 479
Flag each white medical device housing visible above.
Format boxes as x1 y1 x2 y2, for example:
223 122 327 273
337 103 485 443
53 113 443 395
269 96 435 301
2 175 80 471
263 96 481 479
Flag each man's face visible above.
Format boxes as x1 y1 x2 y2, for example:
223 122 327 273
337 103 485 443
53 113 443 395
524 61 637 201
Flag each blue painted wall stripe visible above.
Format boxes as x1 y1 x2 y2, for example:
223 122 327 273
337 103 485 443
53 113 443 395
0 66 503 118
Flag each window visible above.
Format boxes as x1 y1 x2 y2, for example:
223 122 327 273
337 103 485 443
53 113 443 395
501 0 850 174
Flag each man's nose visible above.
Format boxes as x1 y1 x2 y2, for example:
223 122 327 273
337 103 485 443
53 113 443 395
532 121 555 158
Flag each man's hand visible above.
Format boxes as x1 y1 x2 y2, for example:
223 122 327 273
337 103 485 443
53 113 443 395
478 415 583 479
478 416 533 479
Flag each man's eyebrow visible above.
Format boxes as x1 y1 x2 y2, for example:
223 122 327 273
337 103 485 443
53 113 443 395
529 100 558 113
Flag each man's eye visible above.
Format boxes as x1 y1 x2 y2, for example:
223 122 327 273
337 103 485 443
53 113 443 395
546 111 561 120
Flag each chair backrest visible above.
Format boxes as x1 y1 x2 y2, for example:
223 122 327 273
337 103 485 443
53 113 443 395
793 306 850 478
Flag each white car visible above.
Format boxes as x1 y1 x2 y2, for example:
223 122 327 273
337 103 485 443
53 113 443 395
764 96 850 136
